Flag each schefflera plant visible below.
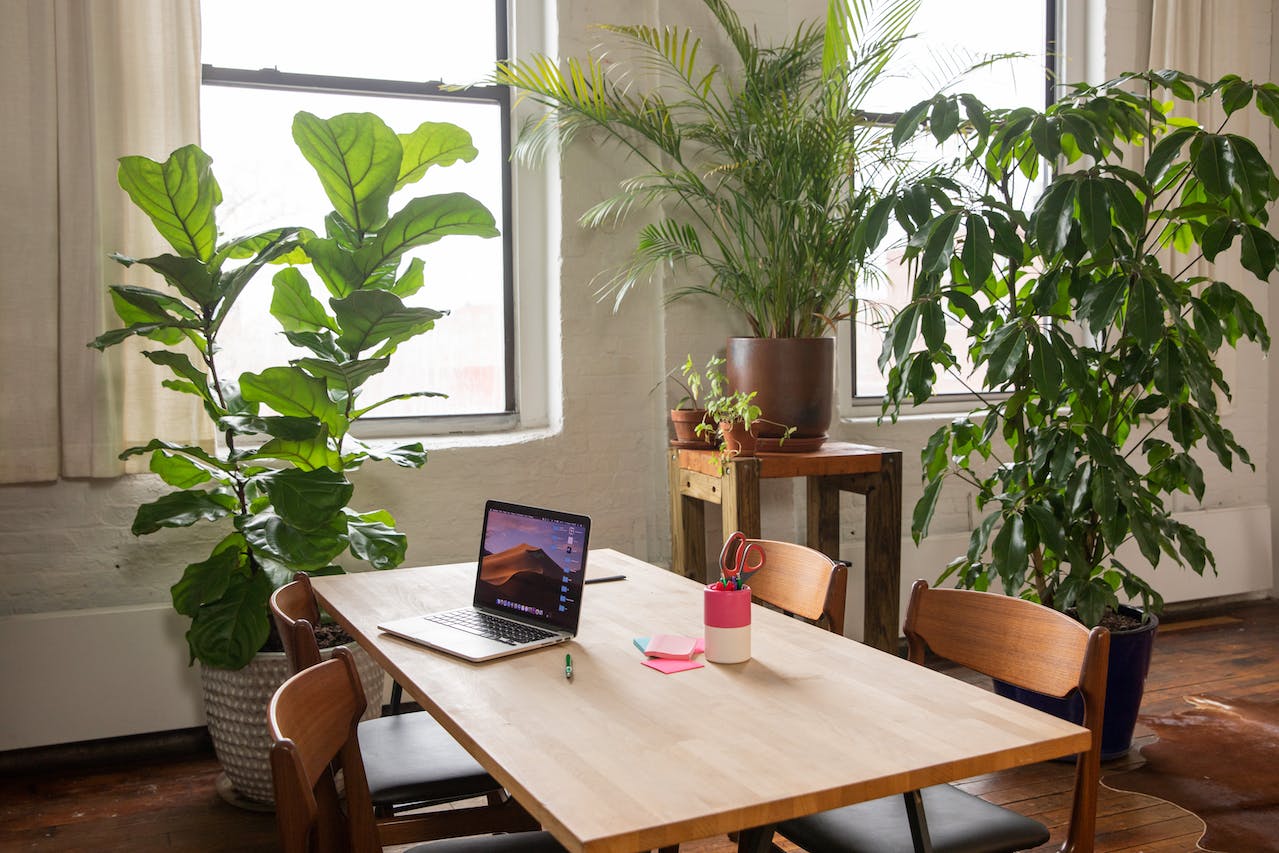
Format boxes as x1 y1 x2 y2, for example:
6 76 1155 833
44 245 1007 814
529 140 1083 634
90 111 497 669
880 71 1279 627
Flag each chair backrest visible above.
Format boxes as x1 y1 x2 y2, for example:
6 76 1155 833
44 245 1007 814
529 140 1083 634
903 580 1110 853
269 647 382 853
270 573 323 673
743 539 847 635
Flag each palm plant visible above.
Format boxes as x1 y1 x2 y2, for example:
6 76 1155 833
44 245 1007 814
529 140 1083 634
495 0 920 338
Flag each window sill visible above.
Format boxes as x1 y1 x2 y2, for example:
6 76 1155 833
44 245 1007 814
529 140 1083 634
841 395 986 426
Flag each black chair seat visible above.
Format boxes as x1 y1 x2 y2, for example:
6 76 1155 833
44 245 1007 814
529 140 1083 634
777 783 1050 853
359 711 500 807
408 831 567 852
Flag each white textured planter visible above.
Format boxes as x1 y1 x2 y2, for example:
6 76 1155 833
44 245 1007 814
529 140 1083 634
201 644 386 805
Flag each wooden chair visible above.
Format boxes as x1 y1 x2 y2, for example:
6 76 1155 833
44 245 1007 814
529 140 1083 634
740 538 847 635
774 580 1110 853
269 648 565 853
270 575 538 846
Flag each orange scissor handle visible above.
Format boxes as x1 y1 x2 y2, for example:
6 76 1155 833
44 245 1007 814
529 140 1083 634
719 531 765 582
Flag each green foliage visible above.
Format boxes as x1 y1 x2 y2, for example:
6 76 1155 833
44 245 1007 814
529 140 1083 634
882 71 1278 626
496 0 921 338
89 113 497 668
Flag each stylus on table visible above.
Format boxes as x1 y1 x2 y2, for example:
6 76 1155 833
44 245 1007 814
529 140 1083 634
584 575 626 584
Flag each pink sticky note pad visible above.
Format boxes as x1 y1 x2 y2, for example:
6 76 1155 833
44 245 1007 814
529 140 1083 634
642 658 705 674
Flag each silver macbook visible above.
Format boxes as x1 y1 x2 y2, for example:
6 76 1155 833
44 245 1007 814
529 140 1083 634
378 500 591 662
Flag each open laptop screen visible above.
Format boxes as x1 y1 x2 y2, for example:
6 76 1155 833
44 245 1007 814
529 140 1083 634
473 501 591 634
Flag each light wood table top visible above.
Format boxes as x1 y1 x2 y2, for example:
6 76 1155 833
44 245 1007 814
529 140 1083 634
313 549 1090 853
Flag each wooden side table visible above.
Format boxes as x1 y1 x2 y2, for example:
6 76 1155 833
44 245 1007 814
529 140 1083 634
668 441 903 653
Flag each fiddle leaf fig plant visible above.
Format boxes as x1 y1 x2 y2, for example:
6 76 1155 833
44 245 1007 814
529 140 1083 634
882 71 1279 627
90 112 498 669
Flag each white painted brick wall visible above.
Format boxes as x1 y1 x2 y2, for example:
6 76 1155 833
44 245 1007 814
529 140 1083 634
0 0 1272 634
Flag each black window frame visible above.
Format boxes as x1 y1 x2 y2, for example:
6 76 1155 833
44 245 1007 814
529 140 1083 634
199 0 516 418
850 0 1058 400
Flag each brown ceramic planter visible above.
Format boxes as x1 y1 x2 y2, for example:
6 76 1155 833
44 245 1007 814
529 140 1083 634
726 337 834 449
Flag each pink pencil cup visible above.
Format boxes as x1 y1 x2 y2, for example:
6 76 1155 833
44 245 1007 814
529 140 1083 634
704 584 751 663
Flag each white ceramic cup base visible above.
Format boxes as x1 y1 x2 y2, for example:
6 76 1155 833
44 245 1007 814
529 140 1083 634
705 624 751 664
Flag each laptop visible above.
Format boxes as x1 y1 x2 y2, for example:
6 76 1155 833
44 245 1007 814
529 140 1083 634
377 500 591 662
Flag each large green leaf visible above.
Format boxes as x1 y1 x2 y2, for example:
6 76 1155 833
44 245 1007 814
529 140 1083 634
349 391 447 420
218 415 323 440
1126 276 1165 347
1239 224 1277 281
255 468 352 530
347 519 407 569
150 448 217 488
961 215 993 285
238 511 350 572
352 193 499 283
270 267 335 333
143 351 211 402
920 212 961 276
1077 176 1112 255
184 569 273 668
295 357 389 397
119 438 231 472
1033 178 1076 258
304 238 365 299
131 489 238 535
396 121 478 190
1191 132 1273 208
331 289 444 357
1143 126 1195 187
292 111 401 234
253 434 344 471
171 539 243 617
108 284 198 324
239 366 346 436
345 438 429 468
133 254 222 307
117 145 221 261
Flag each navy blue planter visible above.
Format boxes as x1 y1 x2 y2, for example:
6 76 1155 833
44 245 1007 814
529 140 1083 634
994 605 1158 761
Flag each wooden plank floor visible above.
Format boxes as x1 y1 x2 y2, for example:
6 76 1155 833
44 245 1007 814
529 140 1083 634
1 597 1273 852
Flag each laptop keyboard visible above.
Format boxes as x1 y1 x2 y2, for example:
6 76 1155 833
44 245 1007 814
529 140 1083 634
427 609 557 646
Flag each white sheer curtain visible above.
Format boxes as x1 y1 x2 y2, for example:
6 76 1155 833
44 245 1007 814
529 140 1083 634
1140 0 1275 386
0 0 207 483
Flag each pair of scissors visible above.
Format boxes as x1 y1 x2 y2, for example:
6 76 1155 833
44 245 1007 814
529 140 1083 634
718 530 764 589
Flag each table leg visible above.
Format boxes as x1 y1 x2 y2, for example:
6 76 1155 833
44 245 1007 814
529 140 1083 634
721 457 761 543
668 450 706 580
735 824 777 853
805 475 840 558
863 452 902 654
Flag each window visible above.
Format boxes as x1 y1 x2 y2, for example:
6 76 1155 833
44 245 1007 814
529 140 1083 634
851 0 1056 400
199 1 513 425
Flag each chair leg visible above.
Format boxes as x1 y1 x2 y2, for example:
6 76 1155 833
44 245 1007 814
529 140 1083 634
902 790 934 853
389 679 405 714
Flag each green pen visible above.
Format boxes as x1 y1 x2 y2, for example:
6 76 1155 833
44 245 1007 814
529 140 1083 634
564 653 573 680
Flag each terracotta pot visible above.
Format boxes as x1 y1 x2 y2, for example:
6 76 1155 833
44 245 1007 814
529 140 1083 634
719 420 757 458
726 336 834 450
670 408 715 446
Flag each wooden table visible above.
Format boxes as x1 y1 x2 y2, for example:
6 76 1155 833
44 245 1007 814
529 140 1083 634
313 550 1090 853
669 441 903 652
